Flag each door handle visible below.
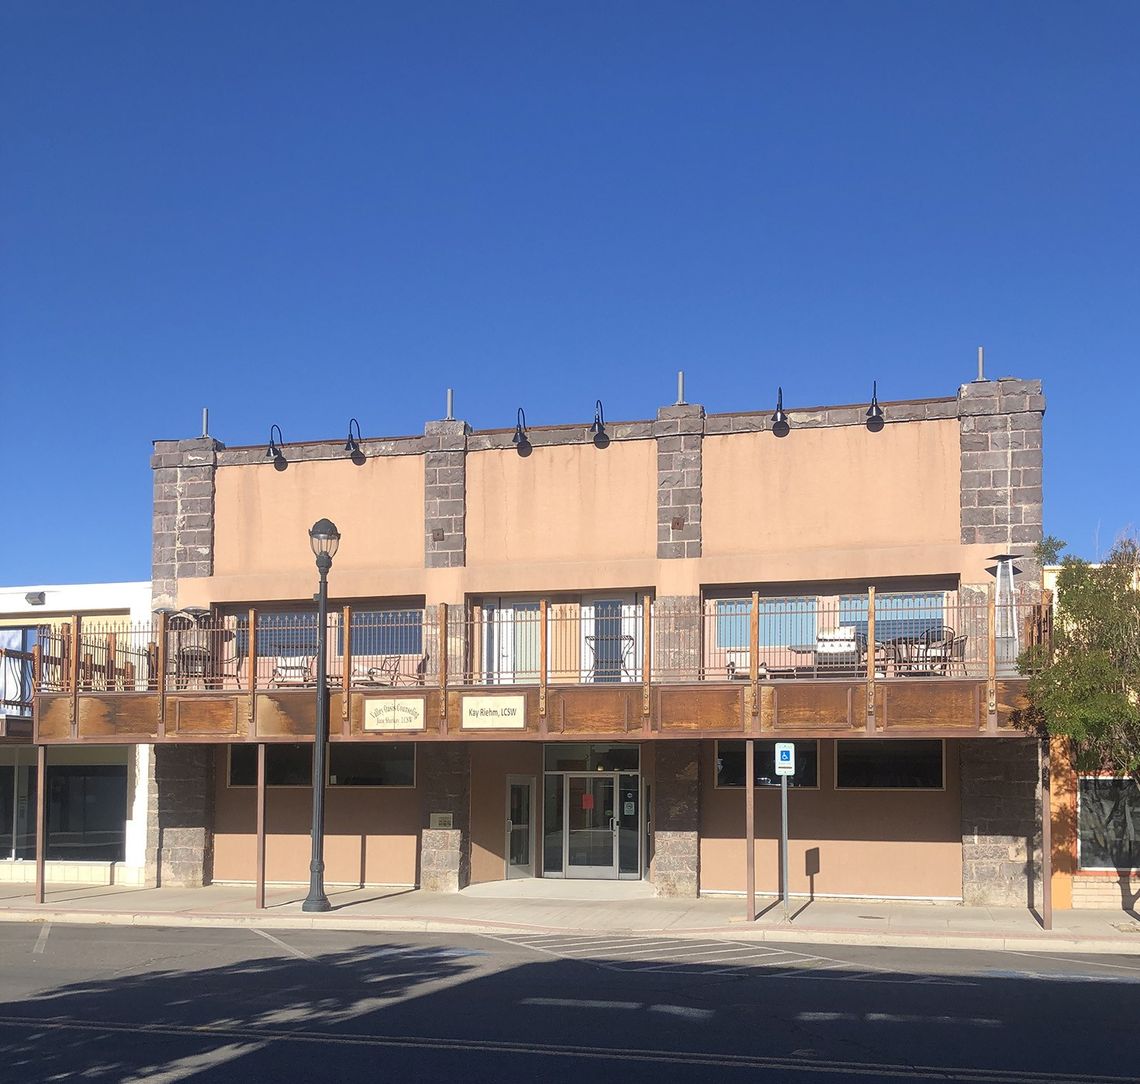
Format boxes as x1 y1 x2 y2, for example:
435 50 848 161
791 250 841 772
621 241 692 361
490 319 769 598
609 817 617 832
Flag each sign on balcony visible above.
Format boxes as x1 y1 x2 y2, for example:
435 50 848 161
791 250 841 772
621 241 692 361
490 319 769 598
363 696 426 732
461 694 527 730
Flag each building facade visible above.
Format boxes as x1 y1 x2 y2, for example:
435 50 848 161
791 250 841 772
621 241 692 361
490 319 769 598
33 377 1061 909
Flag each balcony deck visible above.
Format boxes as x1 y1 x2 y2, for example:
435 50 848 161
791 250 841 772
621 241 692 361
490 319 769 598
31 594 1048 745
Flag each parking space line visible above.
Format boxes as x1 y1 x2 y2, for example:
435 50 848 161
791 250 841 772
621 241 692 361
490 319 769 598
253 929 314 962
32 924 50 955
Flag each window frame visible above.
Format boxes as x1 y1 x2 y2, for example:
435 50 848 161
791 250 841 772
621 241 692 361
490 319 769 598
713 739 821 791
833 739 946 792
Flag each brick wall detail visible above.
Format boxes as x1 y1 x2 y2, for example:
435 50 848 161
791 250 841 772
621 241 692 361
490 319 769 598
656 404 704 559
419 743 471 891
146 744 215 888
960 738 1042 906
424 419 469 569
653 595 702 680
653 741 700 897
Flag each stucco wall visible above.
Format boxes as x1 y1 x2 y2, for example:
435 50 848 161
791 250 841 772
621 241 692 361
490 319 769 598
211 748 420 885
469 742 543 884
466 442 657 568
699 739 963 899
702 420 960 558
213 457 424 581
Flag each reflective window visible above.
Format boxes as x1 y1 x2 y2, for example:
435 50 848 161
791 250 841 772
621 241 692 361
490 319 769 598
1078 778 1140 871
835 740 943 789
229 744 313 787
716 740 818 788
329 744 415 787
544 743 639 773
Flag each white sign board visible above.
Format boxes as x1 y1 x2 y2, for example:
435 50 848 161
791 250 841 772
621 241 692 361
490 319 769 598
363 697 426 732
461 694 527 730
775 742 796 777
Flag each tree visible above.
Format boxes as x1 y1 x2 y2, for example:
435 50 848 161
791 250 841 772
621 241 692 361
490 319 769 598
1022 536 1140 911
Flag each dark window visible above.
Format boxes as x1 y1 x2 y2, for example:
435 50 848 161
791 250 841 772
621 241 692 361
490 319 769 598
329 744 415 787
1079 778 1140 870
543 743 640 773
716 741 818 788
229 744 313 787
339 611 423 658
45 764 127 861
836 740 943 789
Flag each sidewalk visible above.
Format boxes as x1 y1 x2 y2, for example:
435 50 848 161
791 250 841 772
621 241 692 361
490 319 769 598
1 879 1137 954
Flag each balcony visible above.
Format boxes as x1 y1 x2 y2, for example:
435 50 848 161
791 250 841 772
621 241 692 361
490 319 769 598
32 589 1050 745
0 643 35 738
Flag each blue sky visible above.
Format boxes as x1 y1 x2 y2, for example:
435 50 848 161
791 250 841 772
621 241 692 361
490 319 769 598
2 1 1137 584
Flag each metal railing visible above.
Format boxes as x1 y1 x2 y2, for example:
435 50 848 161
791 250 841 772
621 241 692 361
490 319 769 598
0 647 34 714
32 589 1051 697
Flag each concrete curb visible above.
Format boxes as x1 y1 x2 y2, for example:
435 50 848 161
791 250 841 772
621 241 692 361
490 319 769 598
1 908 1137 955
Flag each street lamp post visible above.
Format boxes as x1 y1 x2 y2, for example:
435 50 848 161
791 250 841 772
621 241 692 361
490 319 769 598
302 517 341 913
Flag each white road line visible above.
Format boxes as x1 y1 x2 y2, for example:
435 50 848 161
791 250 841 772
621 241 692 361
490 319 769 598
1006 950 1140 975
253 929 314 962
521 997 641 1011
648 1004 715 1021
32 924 50 955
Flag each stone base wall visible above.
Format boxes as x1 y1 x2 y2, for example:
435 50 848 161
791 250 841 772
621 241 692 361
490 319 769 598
960 738 1041 906
1072 872 1140 910
147 744 215 888
653 741 700 897
419 744 471 892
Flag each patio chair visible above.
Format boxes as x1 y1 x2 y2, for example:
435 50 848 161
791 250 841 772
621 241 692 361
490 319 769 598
270 655 315 688
354 655 402 687
909 627 956 676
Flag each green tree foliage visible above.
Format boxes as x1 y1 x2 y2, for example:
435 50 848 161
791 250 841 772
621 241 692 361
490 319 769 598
1024 537 1140 785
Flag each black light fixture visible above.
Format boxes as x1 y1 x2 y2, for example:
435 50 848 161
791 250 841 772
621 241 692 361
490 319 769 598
345 418 362 456
512 408 531 454
266 424 285 464
771 387 790 437
589 399 607 446
302 516 341 914
866 381 885 431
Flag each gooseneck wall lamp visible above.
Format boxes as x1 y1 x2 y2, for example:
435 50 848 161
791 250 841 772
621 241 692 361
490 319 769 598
589 399 607 445
302 517 341 914
345 418 362 456
866 381 884 428
771 388 790 437
266 424 285 463
512 408 531 454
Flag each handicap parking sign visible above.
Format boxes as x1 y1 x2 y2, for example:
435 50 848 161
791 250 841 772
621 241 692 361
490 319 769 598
775 742 795 776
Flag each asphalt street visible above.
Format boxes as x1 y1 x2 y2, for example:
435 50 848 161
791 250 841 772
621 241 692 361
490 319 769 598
0 922 1137 1082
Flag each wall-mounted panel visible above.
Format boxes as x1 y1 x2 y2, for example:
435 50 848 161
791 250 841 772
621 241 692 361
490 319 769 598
78 694 160 740
657 685 744 732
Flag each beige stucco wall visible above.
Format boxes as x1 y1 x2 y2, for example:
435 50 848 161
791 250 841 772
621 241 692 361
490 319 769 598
211 748 420 885
466 443 657 570
469 742 543 884
213 456 424 582
703 420 961 559
699 740 963 899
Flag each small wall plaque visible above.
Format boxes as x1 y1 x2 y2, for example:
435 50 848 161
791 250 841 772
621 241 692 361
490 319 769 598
429 813 453 830
364 696 426 732
461 694 526 730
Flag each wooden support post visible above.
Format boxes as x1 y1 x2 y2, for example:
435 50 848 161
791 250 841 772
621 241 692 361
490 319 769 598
1041 739 1053 931
472 604 482 684
438 603 448 721
865 587 876 733
34 745 47 905
642 598 652 717
749 591 760 717
106 633 117 691
986 583 997 730
342 604 352 733
156 611 168 739
32 642 42 692
61 623 71 693
745 738 756 921
539 599 548 718
69 616 81 738
255 742 267 910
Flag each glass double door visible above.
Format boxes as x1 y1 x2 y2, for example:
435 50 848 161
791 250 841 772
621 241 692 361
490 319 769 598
564 772 640 879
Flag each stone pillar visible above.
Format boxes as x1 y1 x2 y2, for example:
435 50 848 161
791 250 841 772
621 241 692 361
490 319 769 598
653 741 701 897
146 744 215 888
419 743 471 891
424 419 469 569
151 437 223 612
653 595 703 681
958 378 1046 581
655 404 704 558
960 738 1042 906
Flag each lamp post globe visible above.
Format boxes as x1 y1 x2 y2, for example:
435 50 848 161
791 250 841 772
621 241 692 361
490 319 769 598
302 517 340 913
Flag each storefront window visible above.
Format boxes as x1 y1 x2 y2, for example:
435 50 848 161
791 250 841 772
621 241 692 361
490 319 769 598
544 743 639 773
1079 777 1140 871
329 744 415 787
229 744 313 787
835 739 943 790
716 740 818 788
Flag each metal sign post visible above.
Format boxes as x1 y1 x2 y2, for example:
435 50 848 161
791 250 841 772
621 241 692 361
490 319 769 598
775 742 795 919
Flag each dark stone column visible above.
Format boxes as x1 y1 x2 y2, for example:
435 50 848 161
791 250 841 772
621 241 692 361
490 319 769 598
653 741 701 897
419 743 471 891
653 596 703 682
958 378 1045 578
151 436 224 612
424 419 469 569
960 738 1042 906
655 404 705 559
146 744 216 888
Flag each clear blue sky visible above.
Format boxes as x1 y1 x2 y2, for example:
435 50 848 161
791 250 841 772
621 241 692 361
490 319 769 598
2 1 1137 584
